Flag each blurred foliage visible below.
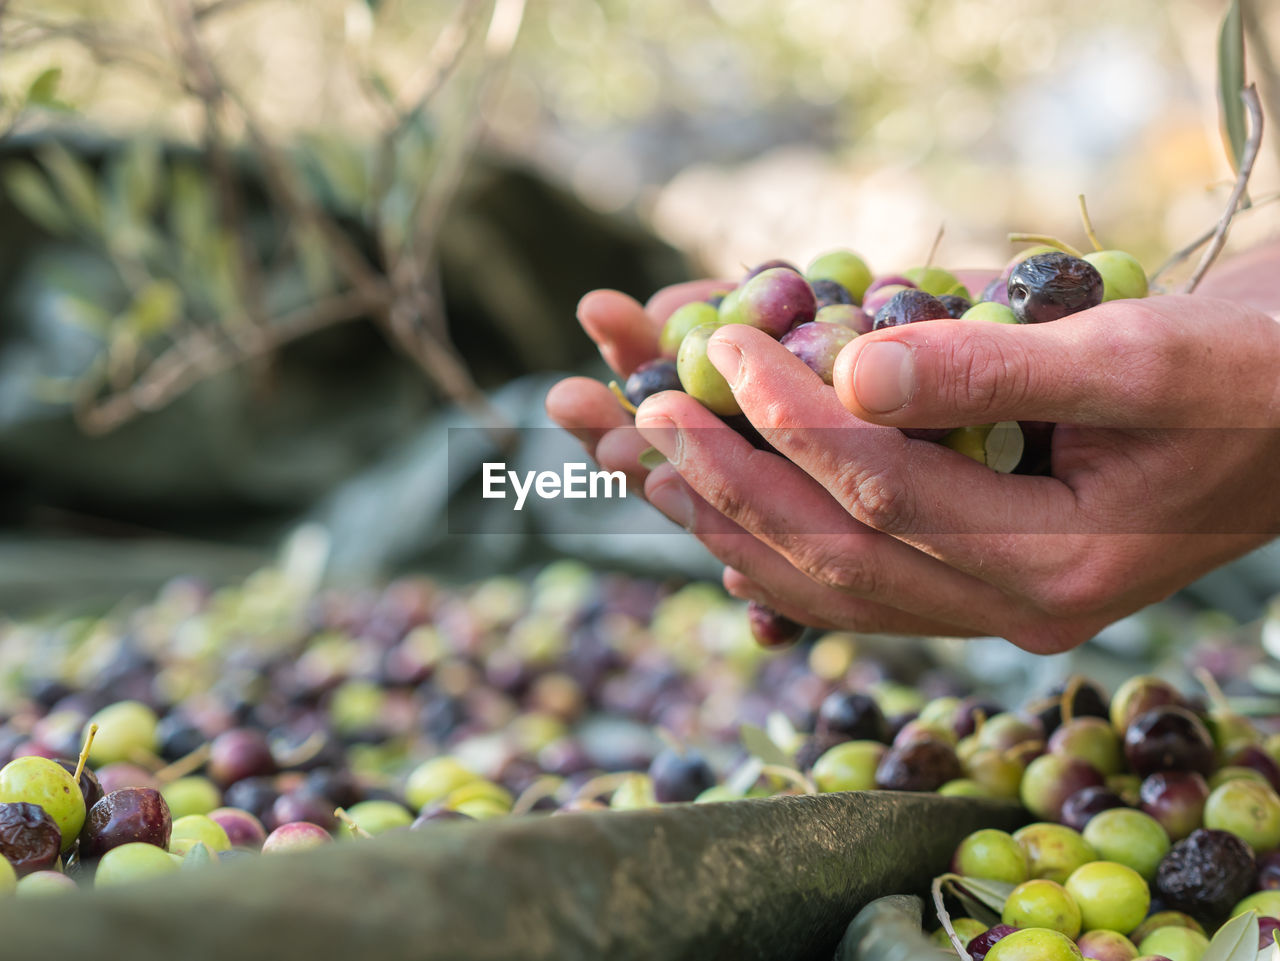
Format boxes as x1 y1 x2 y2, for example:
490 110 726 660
1 0 532 434
0 0 1276 435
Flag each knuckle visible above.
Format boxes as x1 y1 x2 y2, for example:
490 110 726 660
707 481 753 527
792 540 881 597
944 331 1029 416
1089 304 1189 414
835 463 917 533
751 400 791 433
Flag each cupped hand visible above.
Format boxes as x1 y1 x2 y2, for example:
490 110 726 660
545 280 975 636
633 293 1280 652
546 254 1280 652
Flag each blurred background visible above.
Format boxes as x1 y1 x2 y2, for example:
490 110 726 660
0 0 1277 660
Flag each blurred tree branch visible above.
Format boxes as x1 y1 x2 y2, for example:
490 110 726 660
1 0 526 435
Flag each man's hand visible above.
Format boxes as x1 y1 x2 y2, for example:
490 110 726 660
547 244 1280 652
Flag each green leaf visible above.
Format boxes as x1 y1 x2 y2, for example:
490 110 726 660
1202 909 1258 961
181 842 214 871
30 376 81 404
296 225 336 299
765 711 802 758
723 756 763 797
112 137 163 221
306 136 369 211
739 722 795 769
168 163 214 252
931 875 969 957
939 874 1014 925
37 142 102 230
122 280 183 338
55 290 115 335
1218 0 1247 174
25 67 63 108
2 163 70 235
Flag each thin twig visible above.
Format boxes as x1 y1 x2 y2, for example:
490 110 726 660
193 0 257 22
162 0 269 329
1184 84 1264 294
2 13 173 81
1149 190 1280 286
73 288 386 435
398 0 527 276
367 0 487 260
1242 1 1280 174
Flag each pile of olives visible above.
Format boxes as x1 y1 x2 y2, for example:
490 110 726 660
0 562 972 890
902 673 1280 960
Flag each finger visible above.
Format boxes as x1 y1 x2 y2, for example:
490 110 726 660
645 279 733 323
831 295 1274 428
545 377 632 458
720 568 842 631
643 464 983 636
720 566 982 638
634 392 1028 635
595 425 654 493
703 324 1075 540
577 289 662 377
578 282 731 378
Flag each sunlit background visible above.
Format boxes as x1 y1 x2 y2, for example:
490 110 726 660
11 0 1278 276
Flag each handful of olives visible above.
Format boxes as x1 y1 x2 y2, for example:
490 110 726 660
621 240 1148 484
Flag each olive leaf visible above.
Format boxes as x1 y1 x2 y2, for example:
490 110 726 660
935 873 1013 927
3 162 71 235
122 280 183 339
637 447 667 471
25 67 66 110
1202 909 1258 961
111 137 163 222
931 874 971 958
984 422 1024 475
1218 0 1247 175
765 710 802 759
723 756 764 797
738 722 795 769
37 142 102 230
181 842 214 871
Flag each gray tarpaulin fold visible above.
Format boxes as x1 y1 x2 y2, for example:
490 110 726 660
0 792 1023 961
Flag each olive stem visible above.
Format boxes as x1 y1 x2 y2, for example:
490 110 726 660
333 807 374 840
73 723 98 784
1193 666 1232 713
1148 191 1280 287
1076 195 1104 252
1184 84 1264 294
510 775 563 816
970 710 987 738
154 742 212 784
571 771 635 803
272 730 328 769
758 764 817 796
923 222 945 271
608 380 638 416
654 726 684 755
1006 234 1084 258
1059 675 1086 726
